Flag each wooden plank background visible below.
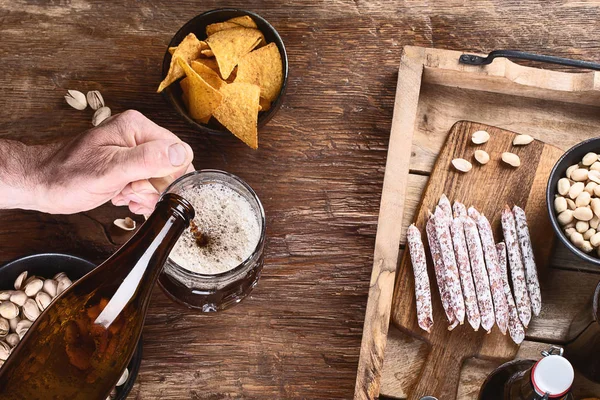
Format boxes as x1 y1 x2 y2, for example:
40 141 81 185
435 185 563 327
1 1 600 398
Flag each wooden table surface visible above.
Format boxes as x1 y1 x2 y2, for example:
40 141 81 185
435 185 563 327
1 1 600 399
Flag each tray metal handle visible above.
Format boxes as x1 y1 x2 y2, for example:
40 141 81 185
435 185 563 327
459 50 600 71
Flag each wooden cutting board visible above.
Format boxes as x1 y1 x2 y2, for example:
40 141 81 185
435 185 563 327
390 121 564 399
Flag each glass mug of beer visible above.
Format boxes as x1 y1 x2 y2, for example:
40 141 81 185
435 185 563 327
158 170 266 312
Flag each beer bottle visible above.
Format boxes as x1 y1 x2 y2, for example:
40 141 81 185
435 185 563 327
479 346 575 400
0 193 194 400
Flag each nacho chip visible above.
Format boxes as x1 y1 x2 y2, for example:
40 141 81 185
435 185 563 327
168 46 177 55
158 33 203 93
259 97 271 112
193 57 220 73
177 57 223 119
180 77 190 108
206 21 239 36
227 16 258 29
201 49 214 57
169 41 209 56
191 60 226 90
226 67 237 83
212 82 260 149
235 43 283 102
205 27 262 80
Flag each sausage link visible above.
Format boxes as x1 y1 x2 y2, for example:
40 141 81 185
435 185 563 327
468 206 481 220
496 242 525 344
407 224 434 332
501 206 532 327
434 206 465 325
451 216 481 331
475 213 509 334
426 215 456 326
453 201 467 219
463 217 495 332
438 194 453 221
513 205 542 316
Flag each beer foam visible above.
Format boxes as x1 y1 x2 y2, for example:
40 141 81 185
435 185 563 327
169 182 261 274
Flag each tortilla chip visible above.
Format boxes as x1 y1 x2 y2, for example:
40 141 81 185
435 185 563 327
170 41 208 56
177 57 223 119
180 77 190 108
193 57 220 73
235 43 283 102
259 97 271 112
205 27 262 80
201 49 214 57
168 46 177 55
212 82 260 149
198 115 211 124
191 60 226 90
226 16 258 29
158 33 203 93
206 21 239 36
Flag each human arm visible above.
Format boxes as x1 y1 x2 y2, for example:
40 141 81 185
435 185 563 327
0 110 194 215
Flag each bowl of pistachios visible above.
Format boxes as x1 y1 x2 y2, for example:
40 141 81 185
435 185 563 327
0 253 142 399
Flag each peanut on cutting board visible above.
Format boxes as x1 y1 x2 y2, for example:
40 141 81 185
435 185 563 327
555 152 600 255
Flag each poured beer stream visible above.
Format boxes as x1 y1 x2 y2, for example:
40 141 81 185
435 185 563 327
0 193 194 400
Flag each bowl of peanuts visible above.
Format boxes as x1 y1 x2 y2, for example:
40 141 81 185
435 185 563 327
548 137 600 265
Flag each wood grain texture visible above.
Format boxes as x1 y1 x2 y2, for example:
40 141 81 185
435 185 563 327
391 121 564 399
1 1 600 399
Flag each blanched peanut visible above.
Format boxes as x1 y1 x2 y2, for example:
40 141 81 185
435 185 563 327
592 198 600 218
576 191 592 207
585 182 598 195
591 161 600 171
591 232 600 247
558 178 571 196
566 164 579 179
554 196 567 213
576 220 590 233
558 210 574 225
565 227 576 237
591 216 600 229
571 168 589 182
590 170 600 184
581 241 594 253
569 182 585 199
574 207 594 221
571 231 585 247
566 198 576 210
583 152 598 166
564 221 576 230
584 228 596 240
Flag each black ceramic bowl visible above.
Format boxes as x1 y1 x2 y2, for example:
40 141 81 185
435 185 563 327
547 137 600 266
0 253 142 400
161 8 288 135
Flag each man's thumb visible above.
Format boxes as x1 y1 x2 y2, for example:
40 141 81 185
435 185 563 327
117 140 194 182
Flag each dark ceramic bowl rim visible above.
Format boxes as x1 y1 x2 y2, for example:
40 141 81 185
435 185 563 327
547 137 600 266
160 8 289 136
0 253 143 400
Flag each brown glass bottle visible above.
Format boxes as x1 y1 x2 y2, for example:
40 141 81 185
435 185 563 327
0 193 194 400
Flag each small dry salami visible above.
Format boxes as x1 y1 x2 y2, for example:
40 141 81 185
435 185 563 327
453 201 467 219
451 216 481 331
476 213 509 334
468 206 481 220
426 214 456 326
513 205 542 317
464 217 495 332
496 242 525 344
407 224 434 332
438 194 453 220
434 206 465 325
501 206 532 328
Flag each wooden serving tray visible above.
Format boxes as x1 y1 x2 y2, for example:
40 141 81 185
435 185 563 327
354 46 600 400
392 121 562 398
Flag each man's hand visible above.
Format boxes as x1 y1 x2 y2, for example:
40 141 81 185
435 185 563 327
0 110 194 215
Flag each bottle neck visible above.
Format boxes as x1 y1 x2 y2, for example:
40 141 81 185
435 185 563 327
94 193 194 328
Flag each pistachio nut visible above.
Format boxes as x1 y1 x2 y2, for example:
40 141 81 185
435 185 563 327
86 90 105 110
65 89 87 110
